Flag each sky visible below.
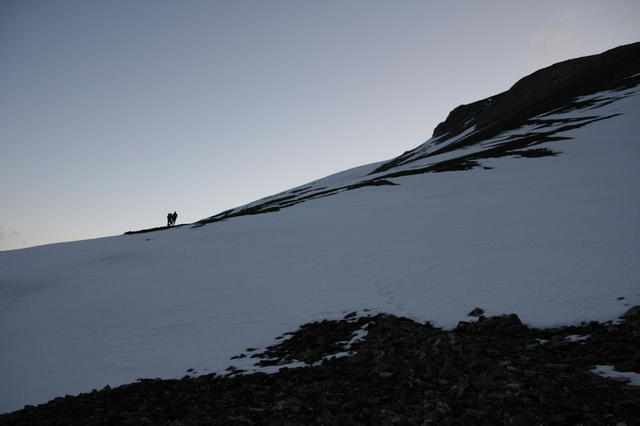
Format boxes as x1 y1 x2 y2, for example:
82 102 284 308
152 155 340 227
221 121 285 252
1 0 639 251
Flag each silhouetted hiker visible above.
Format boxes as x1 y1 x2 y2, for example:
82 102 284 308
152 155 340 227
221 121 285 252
172 211 178 226
167 212 172 227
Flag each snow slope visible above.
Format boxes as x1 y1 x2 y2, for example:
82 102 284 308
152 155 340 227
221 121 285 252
2 85 640 414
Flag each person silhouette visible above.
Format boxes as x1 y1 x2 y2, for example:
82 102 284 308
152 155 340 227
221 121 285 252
172 211 178 226
167 212 172 227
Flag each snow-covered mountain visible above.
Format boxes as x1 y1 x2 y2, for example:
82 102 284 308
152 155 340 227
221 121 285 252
1 43 639 414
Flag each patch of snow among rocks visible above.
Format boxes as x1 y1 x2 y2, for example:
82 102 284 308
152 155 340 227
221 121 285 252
592 365 640 386
565 334 590 343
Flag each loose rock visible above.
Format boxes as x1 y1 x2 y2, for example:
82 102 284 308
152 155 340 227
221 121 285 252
2 313 640 425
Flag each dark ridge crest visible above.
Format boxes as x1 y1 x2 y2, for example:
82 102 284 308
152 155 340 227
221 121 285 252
372 42 640 174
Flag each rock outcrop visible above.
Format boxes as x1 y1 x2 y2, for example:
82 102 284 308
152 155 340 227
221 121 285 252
372 42 640 174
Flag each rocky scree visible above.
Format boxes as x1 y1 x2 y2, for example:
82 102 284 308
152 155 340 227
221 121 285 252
2 309 640 425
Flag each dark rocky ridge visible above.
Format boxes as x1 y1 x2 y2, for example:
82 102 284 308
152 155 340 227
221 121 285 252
433 42 640 140
372 42 640 174
195 179 398 226
3 309 639 425
124 224 188 235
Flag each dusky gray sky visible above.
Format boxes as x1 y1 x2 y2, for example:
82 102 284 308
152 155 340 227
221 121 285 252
2 0 639 251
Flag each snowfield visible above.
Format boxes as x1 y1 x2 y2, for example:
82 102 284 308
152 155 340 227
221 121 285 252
1 87 639 413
